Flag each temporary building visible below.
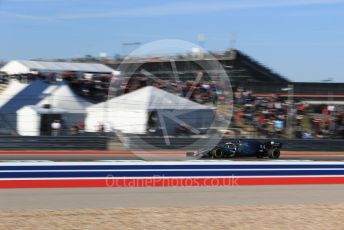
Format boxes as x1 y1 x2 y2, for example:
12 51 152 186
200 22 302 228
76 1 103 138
0 60 115 75
0 80 92 135
0 80 29 134
85 86 215 134
36 82 92 127
17 105 66 136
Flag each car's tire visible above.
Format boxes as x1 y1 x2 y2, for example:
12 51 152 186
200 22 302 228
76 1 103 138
212 148 223 158
268 149 280 159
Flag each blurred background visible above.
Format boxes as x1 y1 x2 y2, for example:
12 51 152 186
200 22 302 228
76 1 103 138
0 0 343 150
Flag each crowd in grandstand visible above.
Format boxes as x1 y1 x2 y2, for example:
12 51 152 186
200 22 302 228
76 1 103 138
119 75 344 139
232 88 343 139
1 72 343 139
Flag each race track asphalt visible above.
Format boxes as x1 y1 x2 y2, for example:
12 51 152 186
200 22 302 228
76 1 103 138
1 151 344 161
1 185 344 210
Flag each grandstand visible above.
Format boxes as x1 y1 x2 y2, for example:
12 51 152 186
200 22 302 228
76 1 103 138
1 50 343 104
0 50 342 139
105 49 289 82
103 49 344 104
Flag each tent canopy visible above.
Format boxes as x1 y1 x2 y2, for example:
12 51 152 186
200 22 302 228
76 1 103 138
86 86 214 134
88 86 212 111
0 80 93 135
37 84 92 113
0 80 51 113
0 79 29 108
1 60 114 75
0 80 91 113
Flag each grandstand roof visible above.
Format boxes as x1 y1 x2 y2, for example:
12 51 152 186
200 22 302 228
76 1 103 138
105 49 290 83
228 50 289 83
1 60 114 75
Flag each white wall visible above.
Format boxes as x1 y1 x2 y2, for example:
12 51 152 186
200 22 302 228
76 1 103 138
17 108 41 136
84 109 105 132
85 108 148 134
109 109 147 134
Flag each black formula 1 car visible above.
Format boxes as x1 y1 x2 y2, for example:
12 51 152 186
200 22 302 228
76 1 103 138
189 140 282 159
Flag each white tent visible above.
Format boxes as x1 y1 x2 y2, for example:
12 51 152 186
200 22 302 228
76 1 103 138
0 80 30 134
17 105 66 136
0 80 92 135
85 86 215 134
36 83 93 129
0 60 114 75
0 79 28 108
37 83 92 114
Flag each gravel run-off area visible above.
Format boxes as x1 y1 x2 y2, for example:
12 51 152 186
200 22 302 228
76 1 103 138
1 204 344 230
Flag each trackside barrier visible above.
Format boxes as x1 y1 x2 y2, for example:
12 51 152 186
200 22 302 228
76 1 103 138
0 136 342 152
124 137 344 152
0 136 108 150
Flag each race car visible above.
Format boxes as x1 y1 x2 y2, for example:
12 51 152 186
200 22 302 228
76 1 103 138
189 140 282 159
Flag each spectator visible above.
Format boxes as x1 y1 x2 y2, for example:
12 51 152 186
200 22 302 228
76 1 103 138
51 120 61 136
